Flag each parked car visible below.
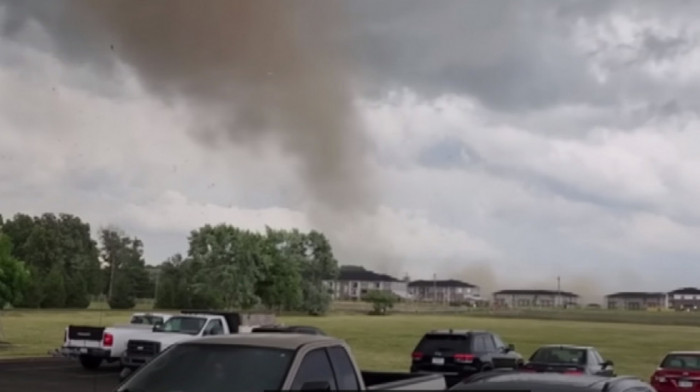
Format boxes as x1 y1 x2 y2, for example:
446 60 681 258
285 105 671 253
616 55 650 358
53 312 174 370
116 333 447 390
521 344 616 376
250 324 326 335
452 370 654 392
120 310 249 370
410 329 523 387
650 350 700 392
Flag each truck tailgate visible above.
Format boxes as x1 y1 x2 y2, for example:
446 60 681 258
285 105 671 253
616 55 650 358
362 371 446 390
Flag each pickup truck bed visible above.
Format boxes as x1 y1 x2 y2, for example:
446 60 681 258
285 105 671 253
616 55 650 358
362 370 447 390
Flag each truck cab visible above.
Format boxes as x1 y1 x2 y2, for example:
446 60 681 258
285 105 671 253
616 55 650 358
117 333 447 391
121 310 246 369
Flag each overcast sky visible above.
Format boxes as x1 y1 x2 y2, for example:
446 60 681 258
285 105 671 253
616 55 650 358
1 1 700 301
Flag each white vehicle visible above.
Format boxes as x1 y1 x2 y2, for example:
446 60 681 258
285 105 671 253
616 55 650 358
121 310 258 370
53 312 174 370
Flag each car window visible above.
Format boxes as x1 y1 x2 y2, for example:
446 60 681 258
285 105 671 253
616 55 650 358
290 348 338 390
204 319 224 335
415 334 471 354
492 334 506 349
530 347 587 365
472 336 485 352
116 344 293 392
327 346 360 390
590 350 604 365
661 354 700 369
482 335 497 351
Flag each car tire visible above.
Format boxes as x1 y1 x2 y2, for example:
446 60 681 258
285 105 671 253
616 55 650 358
79 355 103 370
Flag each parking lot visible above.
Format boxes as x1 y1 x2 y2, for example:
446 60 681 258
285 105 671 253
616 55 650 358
0 357 120 392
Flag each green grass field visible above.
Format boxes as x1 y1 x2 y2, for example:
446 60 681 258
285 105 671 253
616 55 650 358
1 307 696 380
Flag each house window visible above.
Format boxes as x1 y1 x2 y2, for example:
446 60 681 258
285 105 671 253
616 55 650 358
674 294 681 299
456 288 463 294
517 299 530 307
684 295 693 300
375 282 381 289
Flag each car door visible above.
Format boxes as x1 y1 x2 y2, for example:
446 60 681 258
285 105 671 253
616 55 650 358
202 319 225 336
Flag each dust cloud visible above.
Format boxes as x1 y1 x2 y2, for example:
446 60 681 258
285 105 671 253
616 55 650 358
60 0 376 215
459 262 617 305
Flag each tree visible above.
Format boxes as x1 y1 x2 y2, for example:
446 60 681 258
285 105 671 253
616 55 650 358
100 227 152 309
256 228 303 312
0 233 30 309
1 213 101 308
363 290 397 315
188 225 266 310
298 231 338 315
41 263 67 308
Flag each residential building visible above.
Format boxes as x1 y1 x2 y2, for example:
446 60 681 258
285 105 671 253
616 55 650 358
407 279 481 304
325 265 409 301
668 287 700 311
492 289 579 308
605 292 667 310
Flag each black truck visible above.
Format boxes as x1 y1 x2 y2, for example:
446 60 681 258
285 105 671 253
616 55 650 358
410 329 523 387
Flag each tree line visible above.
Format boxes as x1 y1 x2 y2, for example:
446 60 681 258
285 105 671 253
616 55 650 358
0 213 339 315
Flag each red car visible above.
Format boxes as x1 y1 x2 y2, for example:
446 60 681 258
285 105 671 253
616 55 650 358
651 351 700 392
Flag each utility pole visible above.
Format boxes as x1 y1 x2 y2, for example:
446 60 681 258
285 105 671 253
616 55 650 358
433 273 438 304
557 276 561 308
108 253 117 302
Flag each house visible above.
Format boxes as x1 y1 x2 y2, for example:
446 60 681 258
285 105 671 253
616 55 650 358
667 287 700 311
492 289 579 308
604 292 667 310
407 279 482 304
325 265 409 301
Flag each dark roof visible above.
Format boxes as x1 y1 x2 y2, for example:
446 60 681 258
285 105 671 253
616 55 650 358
408 279 477 288
493 289 579 298
668 287 700 295
605 291 666 299
336 265 400 282
426 329 488 335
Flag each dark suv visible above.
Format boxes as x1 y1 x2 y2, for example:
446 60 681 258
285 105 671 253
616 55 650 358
410 329 523 385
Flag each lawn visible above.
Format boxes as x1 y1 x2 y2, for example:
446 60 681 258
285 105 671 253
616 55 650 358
0 309 693 380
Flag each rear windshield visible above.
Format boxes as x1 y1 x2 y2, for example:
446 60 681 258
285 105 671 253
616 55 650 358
662 354 700 369
117 344 294 392
131 315 164 325
530 347 587 365
416 334 471 354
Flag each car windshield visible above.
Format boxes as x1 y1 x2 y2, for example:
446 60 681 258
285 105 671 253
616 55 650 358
117 343 294 392
530 347 586 365
155 316 207 335
130 315 164 325
661 354 700 369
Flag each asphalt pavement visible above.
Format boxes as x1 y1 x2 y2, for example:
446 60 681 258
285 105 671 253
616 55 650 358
0 357 120 392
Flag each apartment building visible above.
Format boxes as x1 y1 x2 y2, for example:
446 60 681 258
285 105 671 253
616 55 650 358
668 287 700 311
605 292 667 310
407 279 481 304
492 289 579 308
325 265 409 300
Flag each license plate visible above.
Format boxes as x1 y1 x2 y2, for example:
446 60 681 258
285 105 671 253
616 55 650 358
432 357 445 365
679 380 693 388
79 348 88 354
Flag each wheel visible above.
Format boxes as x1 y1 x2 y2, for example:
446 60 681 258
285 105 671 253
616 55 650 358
79 355 103 370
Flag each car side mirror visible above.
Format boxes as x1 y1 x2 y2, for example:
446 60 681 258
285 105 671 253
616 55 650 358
507 343 515 352
300 381 331 390
602 360 614 368
152 322 164 332
119 367 134 382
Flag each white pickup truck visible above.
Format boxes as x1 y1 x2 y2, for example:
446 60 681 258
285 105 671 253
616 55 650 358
117 333 447 391
53 312 174 370
121 310 259 370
